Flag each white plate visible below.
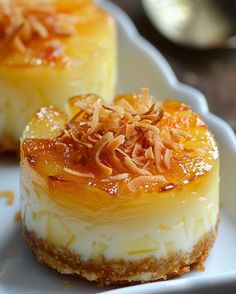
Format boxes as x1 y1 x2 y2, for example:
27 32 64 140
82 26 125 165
1 1 236 293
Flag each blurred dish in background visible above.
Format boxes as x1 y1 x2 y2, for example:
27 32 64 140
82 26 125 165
142 0 236 49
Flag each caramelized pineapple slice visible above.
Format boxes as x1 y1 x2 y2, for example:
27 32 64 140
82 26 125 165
21 90 218 194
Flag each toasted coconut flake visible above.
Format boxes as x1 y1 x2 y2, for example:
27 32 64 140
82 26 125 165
0 23 24 53
132 156 146 167
21 21 33 42
118 99 136 113
102 104 125 118
67 130 93 148
87 134 99 144
74 102 93 114
0 190 15 205
125 134 139 149
145 130 154 146
73 94 101 114
110 173 129 180
153 135 163 173
123 154 151 176
102 173 129 182
160 127 182 150
134 122 160 136
105 135 125 171
145 147 154 159
13 36 26 53
131 142 143 159
63 167 94 178
163 140 180 151
88 104 102 135
90 132 113 176
161 126 172 142
140 114 159 122
29 16 48 38
125 124 136 138
127 175 168 192
154 108 164 124
142 103 156 115
163 149 172 169
142 159 151 170
123 112 135 124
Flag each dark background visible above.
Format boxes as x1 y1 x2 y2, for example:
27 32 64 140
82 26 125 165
111 0 236 133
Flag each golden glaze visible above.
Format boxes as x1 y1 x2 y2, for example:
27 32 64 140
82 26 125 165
0 0 114 68
22 92 219 195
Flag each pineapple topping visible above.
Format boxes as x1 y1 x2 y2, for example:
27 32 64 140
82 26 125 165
22 88 218 194
0 0 77 53
58 89 196 191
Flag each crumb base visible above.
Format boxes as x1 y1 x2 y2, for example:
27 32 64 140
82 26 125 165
23 220 218 286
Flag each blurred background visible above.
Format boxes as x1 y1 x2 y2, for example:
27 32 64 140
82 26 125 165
111 0 236 133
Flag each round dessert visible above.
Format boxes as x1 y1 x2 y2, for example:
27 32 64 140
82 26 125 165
20 89 219 286
0 0 116 152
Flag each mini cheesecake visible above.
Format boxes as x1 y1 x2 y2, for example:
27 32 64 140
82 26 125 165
0 0 116 152
20 89 219 286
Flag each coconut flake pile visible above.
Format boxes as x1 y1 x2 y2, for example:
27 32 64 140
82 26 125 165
0 0 76 53
59 89 191 192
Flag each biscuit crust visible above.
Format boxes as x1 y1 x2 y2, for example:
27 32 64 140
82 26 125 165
23 220 218 286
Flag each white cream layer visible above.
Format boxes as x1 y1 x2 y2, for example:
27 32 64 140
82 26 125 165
21 162 219 262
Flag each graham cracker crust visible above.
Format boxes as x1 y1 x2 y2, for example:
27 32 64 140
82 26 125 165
23 221 218 286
